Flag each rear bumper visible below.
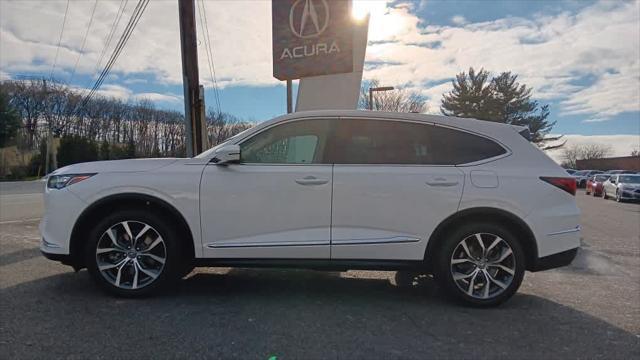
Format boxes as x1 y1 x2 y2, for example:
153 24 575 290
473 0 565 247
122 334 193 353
529 247 578 272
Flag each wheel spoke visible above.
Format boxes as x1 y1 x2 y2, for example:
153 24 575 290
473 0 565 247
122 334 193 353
451 258 472 265
485 270 508 289
482 271 491 299
134 224 151 247
488 263 515 275
107 229 124 250
475 233 486 257
140 252 166 264
96 247 124 254
98 257 128 271
491 248 513 264
467 270 479 295
486 236 503 253
132 262 139 289
136 260 160 279
460 239 473 259
122 221 134 246
143 236 163 252
114 262 125 286
453 269 477 281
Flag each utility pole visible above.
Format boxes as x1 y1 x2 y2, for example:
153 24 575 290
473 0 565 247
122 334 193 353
286 79 292 113
178 0 205 157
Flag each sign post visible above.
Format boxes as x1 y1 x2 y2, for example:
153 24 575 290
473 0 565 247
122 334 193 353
273 0 354 111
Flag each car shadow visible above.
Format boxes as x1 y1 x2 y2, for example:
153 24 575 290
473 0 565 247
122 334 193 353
1 268 638 359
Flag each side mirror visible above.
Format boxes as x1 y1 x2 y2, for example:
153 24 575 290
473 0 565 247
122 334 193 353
211 144 240 164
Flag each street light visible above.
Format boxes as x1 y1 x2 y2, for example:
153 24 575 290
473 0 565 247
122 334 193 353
368 86 395 110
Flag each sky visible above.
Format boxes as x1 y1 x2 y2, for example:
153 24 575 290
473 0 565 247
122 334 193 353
1 0 639 155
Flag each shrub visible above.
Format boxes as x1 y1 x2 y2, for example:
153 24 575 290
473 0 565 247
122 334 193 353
57 135 99 168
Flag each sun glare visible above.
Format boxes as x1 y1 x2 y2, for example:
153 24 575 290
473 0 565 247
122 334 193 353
352 0 387 21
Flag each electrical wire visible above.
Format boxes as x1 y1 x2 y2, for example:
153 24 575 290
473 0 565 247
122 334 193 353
93 0 129 77
49 0 71 79
197 0 222 114
81 0 149 108
69 0 99 84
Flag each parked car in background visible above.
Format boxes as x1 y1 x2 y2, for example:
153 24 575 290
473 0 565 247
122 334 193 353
585 174 610 197
602 174 640 202
565 169 577 175
573 170 604 188
607 170 639 175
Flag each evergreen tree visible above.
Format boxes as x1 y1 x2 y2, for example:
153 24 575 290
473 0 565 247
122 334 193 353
0 92 21 147
441 67 557 144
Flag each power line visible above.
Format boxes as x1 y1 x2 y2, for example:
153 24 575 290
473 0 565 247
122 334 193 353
69 0 99 84
93 0 129 77
81 0 149 108
197 0 222 114
49 0 71 79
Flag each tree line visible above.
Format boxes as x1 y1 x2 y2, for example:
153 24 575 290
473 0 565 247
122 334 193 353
0 79 252 176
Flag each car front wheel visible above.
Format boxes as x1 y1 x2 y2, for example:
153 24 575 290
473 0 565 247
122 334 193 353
433 223 525 307
85 210 182 297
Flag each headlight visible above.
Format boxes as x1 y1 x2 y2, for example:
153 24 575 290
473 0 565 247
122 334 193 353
47 174 96 189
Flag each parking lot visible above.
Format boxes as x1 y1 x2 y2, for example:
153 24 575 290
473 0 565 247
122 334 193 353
1 181 638 359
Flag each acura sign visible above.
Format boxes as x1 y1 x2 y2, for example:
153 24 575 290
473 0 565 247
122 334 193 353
273 0 354 80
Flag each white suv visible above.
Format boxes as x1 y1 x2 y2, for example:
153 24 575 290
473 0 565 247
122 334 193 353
40 110 580 306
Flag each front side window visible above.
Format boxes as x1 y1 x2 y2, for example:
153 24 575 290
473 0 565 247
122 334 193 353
330 119 506 165
240 119 333 164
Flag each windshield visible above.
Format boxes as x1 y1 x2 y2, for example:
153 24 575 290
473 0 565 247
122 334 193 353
595 175 610 181
195 127 254 159
619 175 640 184
574 170 588 176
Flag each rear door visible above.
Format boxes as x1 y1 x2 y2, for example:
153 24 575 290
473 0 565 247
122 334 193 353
328 118 466 261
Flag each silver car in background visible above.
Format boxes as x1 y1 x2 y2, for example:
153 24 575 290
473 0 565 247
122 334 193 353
602 174 640 202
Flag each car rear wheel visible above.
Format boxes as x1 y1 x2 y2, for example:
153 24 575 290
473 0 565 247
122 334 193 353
616 190 623 202
85 210 182 297
433 223 525 307
602 189 607 199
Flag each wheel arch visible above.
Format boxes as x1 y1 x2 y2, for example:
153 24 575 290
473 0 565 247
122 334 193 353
69 193 195 269
424 207 538 271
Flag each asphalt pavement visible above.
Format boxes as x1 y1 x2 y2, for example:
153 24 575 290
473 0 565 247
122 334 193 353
0 182 638 359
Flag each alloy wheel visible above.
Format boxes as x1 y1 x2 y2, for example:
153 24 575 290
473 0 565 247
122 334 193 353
450 233 516 300
95 221 167 290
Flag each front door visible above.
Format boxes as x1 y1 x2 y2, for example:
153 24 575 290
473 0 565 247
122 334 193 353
200 118 334 259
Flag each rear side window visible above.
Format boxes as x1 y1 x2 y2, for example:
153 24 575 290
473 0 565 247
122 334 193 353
330 119 506 165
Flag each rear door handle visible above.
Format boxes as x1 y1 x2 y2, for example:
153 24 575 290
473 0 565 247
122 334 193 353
295 176 329 186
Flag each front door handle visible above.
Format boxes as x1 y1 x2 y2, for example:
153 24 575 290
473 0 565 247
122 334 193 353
426 177 459 187
295 176 328 186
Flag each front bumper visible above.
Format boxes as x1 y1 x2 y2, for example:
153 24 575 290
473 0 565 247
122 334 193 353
620 190 640 200
529 247 578 272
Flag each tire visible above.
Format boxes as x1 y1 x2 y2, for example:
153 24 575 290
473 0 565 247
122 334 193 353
616 190 623 203
602 189 607 199
432 222 525 307
585 188 590 195
85 209 183 297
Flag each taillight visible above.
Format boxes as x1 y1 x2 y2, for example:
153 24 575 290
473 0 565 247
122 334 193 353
540 177 576 196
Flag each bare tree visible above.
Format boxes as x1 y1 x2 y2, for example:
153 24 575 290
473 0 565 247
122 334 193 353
561 143 612 169
359 79 427 113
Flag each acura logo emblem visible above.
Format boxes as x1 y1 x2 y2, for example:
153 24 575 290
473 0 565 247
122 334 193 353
289 0 330 38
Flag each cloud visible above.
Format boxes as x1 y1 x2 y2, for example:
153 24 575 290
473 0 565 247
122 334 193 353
0 0 638 125
362 1 640 121
544 134 640 163
70 83 182 105
451 15 468 26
